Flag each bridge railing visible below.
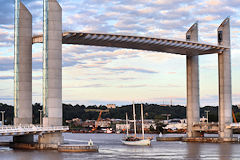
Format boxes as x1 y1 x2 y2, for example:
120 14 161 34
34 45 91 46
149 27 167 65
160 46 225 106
193 122 219 126
226 123 240 129
0 125 69 134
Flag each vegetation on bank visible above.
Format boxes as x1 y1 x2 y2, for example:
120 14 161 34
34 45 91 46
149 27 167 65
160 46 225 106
0 103 240 125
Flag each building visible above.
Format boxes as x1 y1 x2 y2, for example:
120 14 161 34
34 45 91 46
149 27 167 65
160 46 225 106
164 119 187 130
65 118 82 126
82 120 95 128
95 119 111 128
116 124 130 131
143 120 157 130
106 104 116 109
237 104 240 109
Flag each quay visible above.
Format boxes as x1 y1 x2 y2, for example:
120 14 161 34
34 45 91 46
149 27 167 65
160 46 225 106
157 136 239 143
58 144 98 152
156 137 183 141
0 142 98 152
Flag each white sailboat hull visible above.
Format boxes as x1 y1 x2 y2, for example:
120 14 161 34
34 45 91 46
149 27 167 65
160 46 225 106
121 139 151 146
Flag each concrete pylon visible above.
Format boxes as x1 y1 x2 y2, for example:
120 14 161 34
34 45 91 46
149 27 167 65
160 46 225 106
218 18 232 140
14 0 32 125
13 0 33 143
186 22 200 138
42 0 62 127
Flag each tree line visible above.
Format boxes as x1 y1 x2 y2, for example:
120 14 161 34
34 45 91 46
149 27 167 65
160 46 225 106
0 103 240 125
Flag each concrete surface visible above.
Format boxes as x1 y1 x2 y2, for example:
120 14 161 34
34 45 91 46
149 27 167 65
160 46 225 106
186 23 200 138
14 1 32 125
218 18 232 139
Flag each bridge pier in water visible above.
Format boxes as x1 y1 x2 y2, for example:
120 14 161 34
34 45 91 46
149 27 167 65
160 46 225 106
38 132 63 145
186 22 201 138
184 18 234 142
42 0 63 127
13 0 63 146
218 18 233 141
13 0 33 144
41 0 63 144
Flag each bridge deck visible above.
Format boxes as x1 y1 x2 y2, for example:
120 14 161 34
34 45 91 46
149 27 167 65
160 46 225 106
0 125 69 136
192 122 240 132
32 32 228 56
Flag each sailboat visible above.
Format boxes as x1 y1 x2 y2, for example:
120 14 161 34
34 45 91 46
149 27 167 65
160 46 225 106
121 103 151 146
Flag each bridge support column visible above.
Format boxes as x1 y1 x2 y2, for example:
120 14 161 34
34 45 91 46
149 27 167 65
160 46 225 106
42 0 62 127
38 132 63 145
186 23 200 138
13 135 33 143
14 0 32 125
218 18 232 140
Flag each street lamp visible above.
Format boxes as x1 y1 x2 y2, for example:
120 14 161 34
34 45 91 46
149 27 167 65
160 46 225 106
205 110 210 123
0 111 5 126
38 110 43 126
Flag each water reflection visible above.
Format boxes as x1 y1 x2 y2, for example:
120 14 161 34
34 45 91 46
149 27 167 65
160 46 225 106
0 134 240 160
0 150 63 160
185 143 200 159
219 143 232 160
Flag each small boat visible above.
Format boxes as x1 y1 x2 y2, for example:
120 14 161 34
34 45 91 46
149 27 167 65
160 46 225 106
121 136 151 146
159 132 163 137
121 103 151 146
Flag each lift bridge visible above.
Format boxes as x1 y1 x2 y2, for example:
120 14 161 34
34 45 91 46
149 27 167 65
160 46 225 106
9 0 240 145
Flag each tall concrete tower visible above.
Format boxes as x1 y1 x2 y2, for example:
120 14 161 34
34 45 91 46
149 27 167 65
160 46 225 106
14 0 32 125
186 23 200 138
42 0 62 126
218 18 232 140
13 0 33 143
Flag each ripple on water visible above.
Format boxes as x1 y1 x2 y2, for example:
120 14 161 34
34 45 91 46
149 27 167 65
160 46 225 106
1 133 240 160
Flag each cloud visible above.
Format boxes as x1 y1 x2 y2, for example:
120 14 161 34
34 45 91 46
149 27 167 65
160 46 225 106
0 56 13 71
0 76 13 80
0 0 14 25
64 84 109 88
104 67 158 74
0 28 13 47
117 84 147 88
168 72 177 74
0 96 13 101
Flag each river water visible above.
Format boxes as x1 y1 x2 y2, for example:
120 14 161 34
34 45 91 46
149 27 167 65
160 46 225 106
0 133 240 160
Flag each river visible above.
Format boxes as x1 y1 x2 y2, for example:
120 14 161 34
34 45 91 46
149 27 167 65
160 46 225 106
0 133 240 160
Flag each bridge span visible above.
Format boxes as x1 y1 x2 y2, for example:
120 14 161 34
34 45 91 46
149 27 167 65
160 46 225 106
32 32 228 56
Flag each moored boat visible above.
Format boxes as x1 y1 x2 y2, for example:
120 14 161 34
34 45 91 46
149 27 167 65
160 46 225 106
121 103 152 146
121 137 151 146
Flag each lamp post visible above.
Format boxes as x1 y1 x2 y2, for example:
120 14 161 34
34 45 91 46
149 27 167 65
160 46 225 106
0 111 5 126
38 110 43 126
205 110 210 123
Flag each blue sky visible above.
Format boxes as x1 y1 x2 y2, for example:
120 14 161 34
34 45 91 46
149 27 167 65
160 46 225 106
0 0 240 106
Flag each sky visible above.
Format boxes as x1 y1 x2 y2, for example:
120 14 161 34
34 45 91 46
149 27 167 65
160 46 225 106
0 0 240 106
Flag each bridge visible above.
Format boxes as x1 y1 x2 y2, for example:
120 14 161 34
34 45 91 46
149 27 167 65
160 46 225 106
9 0 237 147
32 32 228 55
192 122 240 133
0 125 68 136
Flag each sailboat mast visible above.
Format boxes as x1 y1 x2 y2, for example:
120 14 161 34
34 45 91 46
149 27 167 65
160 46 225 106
141 104 144 139
126 112 129 137
133 102 137 137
